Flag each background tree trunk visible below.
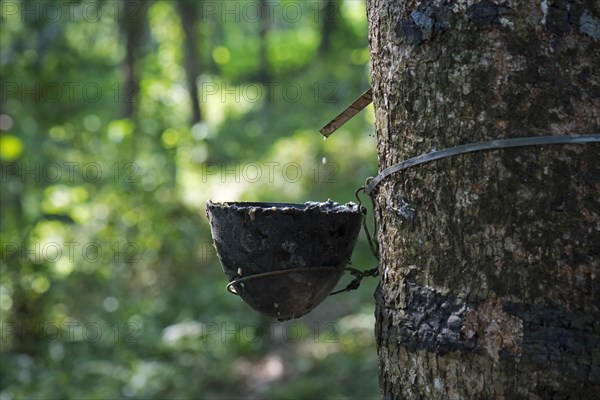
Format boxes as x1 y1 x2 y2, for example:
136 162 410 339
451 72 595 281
319 0 338 56
366 1 600 398
119 0 147 119
257 0 272 85
177 0 203 124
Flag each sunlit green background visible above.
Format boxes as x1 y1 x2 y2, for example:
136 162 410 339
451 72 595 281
0 0 378 398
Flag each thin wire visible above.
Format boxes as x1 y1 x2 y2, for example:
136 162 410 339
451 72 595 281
226 266 340 295
330 266 379 295
365 134 600 195
367 178 379 259
225 265 379 297
355 186 379 260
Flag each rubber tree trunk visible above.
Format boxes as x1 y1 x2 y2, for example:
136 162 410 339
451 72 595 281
366 1 600 398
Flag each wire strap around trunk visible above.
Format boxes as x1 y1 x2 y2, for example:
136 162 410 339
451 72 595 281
365 134 600 195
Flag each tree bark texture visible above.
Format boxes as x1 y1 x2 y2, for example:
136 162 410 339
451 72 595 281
367 0 600 398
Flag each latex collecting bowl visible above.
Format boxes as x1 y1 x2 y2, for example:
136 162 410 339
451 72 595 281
206 200 363 321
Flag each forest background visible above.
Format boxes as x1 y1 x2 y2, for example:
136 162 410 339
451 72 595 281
0 1 379 399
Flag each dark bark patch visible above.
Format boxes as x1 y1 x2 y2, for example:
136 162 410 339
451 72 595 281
466 0 512 27
583 162 600 186
395 2 452 45
546 5 572 36
396 18 423 45
387 282 478 355
504 301 600 377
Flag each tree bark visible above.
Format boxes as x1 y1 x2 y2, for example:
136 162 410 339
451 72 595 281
367 1 600 398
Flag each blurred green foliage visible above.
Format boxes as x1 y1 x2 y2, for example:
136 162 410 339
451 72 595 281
0 0 378 398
